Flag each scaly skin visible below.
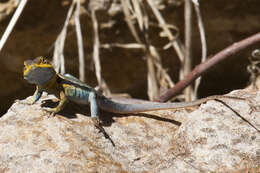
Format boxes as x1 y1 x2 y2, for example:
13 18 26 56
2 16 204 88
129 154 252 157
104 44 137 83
23 57 241 120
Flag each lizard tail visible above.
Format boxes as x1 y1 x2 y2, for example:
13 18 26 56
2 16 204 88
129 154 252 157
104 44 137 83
97 95 240 114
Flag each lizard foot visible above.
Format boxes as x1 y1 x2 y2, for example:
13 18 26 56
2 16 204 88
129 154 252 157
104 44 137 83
48 112 56 118
92 117 115 147
92 117 103 131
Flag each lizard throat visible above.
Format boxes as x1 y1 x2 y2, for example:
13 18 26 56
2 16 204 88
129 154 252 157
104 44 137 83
24 66 56 86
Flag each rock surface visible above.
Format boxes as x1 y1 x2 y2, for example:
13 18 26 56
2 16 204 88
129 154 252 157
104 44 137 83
0 90 260 172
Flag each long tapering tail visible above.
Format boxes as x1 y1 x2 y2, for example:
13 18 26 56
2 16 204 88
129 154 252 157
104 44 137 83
97 95 241 114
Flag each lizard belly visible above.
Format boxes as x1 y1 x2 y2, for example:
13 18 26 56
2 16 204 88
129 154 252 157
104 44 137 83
64 87 90 105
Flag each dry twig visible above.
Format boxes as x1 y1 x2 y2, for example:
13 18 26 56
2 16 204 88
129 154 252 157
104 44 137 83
0 0 28 52
75 0 85 81
120 0 174 100
158 32 260 102
121 0 161 100
193 1 207 99
91 9 111 96
147 0 184 63
53 1 76 74
120 0 142 43
100 43 145 49
183 0 193 101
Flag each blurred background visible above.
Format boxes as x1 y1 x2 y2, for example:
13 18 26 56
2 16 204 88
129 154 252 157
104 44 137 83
0 0 259 115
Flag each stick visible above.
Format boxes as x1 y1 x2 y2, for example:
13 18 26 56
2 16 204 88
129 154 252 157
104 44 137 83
0 0 28 52
158 32 260 102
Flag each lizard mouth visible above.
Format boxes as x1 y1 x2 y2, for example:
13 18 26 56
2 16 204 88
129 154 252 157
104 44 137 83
24 76 30 81
23 74 35 84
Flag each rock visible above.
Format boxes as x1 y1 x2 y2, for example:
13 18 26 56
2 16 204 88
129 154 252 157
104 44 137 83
171 90 260 172
0 90 259 172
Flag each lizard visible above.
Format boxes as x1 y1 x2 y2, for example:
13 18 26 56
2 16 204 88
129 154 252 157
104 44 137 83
21 56 244 124
19 56 260 146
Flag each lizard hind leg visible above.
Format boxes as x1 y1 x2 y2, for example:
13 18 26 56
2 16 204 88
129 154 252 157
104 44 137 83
89 92 99 119
89 92 115 146
89 92 103 127
91 116 115 147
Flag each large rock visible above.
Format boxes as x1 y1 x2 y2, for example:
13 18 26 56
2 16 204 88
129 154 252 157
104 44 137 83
0 90 259 172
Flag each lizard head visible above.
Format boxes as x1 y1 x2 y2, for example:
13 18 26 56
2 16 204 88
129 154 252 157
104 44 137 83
23 56 56 85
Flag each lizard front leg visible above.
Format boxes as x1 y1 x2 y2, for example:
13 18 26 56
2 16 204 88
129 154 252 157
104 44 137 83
18 86 43 105
43 91 67 115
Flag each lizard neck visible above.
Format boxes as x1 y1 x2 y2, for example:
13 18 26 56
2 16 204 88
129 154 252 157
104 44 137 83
38 73 63 98
38 73 58 90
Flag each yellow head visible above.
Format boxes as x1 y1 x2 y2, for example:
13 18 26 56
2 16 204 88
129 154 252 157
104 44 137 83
23 57 56 85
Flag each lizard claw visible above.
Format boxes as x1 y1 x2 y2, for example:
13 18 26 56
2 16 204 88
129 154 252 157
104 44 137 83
91 117 115 147
43 107 56 117
48 112 56 118
92 117 105 133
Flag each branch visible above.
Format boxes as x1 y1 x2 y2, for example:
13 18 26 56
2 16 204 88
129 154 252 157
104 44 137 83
53 1 75 74
75 0 85 81
0 0 28 52
158 32 260 102
147 0 184 62
91 9 111 96
183 0 193 101
193 2 207 99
